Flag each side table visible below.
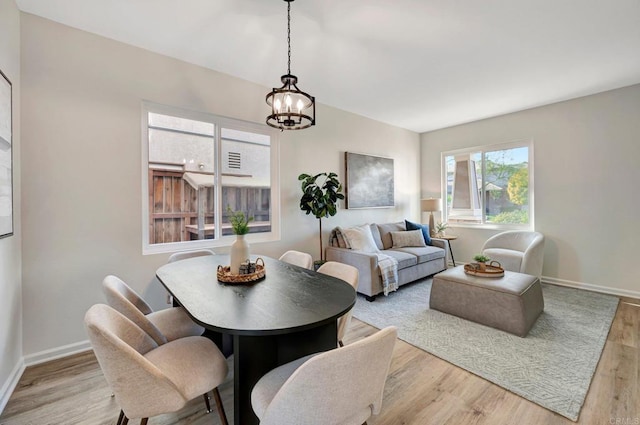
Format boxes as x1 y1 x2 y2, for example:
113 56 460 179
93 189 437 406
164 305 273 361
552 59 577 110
436 235 458 266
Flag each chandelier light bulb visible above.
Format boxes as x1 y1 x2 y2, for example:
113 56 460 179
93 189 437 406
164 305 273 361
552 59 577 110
296 99 303 113
274 98 282 112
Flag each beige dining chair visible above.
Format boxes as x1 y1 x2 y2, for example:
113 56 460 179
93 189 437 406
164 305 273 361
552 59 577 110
279 250 314 270
317 261 359 346
85 304 228 425
102 275 203 345
251 326 397 425
168 249 216 263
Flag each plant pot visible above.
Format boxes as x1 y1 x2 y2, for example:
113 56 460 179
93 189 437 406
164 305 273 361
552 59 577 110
230 235 250 275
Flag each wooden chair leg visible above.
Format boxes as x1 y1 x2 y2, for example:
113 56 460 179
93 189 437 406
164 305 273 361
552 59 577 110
338 340 344 347
116 410 124 425
212 387 229 425
140 419 148 425
203 392 212 413
121 416 129 425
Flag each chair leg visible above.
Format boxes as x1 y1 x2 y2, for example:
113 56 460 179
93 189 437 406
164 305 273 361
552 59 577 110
116 410 124 425
121 416 129 425
338 340 344 347
212 387 229 425
203 392 212 413
140 419 148 425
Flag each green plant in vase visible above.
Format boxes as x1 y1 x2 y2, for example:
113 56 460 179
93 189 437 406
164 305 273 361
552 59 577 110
473 254 490 271
434 221 449 237
227 206 254 274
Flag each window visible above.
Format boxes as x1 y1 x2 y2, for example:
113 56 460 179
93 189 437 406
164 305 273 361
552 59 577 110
142 102 280 254
442 140 533 228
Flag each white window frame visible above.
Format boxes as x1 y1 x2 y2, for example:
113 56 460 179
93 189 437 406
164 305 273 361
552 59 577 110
441 139 534 230
141 101 281 255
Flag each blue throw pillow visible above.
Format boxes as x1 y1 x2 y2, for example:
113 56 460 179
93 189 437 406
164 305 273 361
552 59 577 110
405 220 431 246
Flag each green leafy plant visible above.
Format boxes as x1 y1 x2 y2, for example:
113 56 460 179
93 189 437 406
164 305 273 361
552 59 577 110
298 172 345 261
227 206 254 235
473 254 490 263
435 221 449 234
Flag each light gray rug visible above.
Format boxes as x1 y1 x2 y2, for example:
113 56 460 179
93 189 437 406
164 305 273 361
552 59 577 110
352 279 619 421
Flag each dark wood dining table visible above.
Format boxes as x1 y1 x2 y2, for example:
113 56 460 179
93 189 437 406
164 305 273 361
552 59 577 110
155 254 356 425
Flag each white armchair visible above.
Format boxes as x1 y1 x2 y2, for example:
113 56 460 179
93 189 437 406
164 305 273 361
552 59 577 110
481 231 545 277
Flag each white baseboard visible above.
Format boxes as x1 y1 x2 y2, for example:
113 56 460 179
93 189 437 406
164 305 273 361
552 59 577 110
542 276 640 299
454 261 640 299
0 358 25 415
23 340 92 367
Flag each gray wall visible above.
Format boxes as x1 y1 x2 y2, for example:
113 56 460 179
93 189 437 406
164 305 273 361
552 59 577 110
20 14 420 357
0 0 22 412
421 84 640 296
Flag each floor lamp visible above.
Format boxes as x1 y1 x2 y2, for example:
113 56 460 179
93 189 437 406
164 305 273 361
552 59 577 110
421 198 442 237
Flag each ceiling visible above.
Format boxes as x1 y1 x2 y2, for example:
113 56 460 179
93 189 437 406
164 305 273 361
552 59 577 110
15 0 640 133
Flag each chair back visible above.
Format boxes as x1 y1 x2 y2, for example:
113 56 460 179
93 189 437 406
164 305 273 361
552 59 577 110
84 304 186 418
168 249 216 263
102 275 167 345
260 326 397 425
317 262 359 343
482 231 545 276
279 250 314 270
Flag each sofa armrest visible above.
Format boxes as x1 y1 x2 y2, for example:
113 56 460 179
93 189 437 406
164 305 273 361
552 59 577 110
325 247 379 296
430 238 450 268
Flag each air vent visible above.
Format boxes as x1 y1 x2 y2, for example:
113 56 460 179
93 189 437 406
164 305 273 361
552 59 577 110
228 152 241 169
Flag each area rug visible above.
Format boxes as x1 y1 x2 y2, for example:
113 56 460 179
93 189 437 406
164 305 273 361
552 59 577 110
352 279 618 421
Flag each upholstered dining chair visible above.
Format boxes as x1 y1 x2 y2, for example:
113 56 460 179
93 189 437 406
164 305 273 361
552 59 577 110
85 304 229 425
317 261 359 347
481 230 545 277
168 248 216 263
279 250 314 270
102 275 203 345
251 326 397 425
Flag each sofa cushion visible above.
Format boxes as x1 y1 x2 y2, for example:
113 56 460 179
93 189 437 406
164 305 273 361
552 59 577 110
341 224 379 253
405 219 432 245
381 250 417 270
391 230 426 248
377 222 406 250
392 246 445 264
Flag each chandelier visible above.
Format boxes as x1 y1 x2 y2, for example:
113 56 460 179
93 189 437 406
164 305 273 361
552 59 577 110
266 0 315 130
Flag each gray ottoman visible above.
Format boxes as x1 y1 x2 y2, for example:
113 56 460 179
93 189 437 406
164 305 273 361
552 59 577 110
430 266 544 337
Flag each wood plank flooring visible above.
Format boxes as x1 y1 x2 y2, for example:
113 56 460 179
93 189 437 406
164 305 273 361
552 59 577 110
1 296 638 425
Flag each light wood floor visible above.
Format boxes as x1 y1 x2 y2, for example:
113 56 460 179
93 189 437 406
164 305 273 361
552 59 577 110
1 297 638 425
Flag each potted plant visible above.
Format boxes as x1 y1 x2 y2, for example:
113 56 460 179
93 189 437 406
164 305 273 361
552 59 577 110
227 206 254 274
298 172 345 266
473 254 490 271
434 221 449 237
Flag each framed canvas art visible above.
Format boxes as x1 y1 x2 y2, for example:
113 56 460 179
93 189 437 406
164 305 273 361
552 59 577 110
345 152 394 209
0 69 13 238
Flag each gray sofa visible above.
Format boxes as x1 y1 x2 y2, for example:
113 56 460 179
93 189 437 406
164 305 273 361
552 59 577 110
326 222 449 301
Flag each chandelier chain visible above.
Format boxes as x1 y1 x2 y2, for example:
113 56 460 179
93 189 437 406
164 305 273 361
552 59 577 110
287 0 291 75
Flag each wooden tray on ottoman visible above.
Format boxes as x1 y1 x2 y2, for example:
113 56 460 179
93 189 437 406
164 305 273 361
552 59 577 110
217 258 265 284
464 261 504 277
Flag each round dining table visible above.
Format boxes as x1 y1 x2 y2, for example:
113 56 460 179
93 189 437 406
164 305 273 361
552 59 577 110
156 254 356 425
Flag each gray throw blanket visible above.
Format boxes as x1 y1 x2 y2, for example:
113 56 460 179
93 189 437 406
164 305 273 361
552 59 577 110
376 253 399 295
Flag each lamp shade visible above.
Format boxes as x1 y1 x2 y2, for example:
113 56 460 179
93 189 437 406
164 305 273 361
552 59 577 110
421 198 442 212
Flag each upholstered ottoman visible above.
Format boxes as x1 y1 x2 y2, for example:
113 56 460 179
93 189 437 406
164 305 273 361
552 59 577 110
430 266 544 337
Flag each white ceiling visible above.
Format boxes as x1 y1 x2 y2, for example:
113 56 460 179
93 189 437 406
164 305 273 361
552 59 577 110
15 0 640 133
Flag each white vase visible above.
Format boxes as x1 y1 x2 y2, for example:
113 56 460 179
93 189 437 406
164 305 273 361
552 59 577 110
230 234 250 275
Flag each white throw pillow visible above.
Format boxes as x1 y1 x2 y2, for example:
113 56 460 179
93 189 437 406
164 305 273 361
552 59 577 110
341 225 380 253
391 229 427 248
